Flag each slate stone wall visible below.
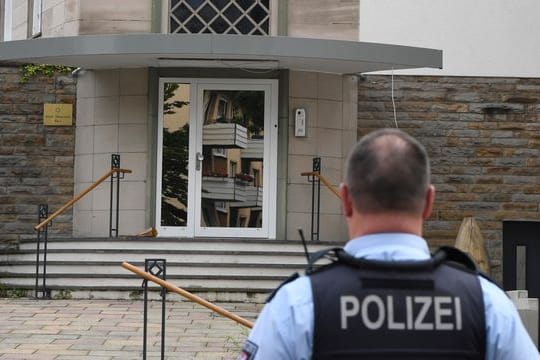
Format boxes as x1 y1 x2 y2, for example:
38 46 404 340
358 75 540 280
0 65 76 249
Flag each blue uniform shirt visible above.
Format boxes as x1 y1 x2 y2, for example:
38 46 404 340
242 233 539 360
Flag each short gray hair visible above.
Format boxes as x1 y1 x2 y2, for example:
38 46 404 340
345 129 431 214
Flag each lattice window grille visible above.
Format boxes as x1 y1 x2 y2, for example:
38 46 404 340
170 0 270 35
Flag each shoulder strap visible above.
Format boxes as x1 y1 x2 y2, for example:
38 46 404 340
267 246 489 303
266 272 299 303
306 246 438 274
307 245 484 274
432 246 479 272
306 247 343 275
308 247 343 264
434 246 507 296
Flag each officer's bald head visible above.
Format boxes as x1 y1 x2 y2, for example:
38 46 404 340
345 129 431 215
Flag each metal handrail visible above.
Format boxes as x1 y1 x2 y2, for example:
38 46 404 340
34 168 132 231
301 171 341 200
121 261 254 329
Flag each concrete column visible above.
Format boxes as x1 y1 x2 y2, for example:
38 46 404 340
73 68 149 237
286 71 357 242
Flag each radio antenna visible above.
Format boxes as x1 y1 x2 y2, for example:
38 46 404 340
298 228 310 264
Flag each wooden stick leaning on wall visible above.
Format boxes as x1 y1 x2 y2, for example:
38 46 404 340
300 171 342 200
137 227 158 237
454 217 490 275
34 168 132 231
121 261 254 329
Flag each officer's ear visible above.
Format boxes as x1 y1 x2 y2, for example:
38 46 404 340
340 183 354 217
422 185 436 220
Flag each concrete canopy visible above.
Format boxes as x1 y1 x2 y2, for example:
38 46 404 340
0 34 442 74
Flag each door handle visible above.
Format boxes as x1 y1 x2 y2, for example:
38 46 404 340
196 152 204 171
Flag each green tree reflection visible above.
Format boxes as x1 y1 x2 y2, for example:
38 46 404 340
161 83 190 226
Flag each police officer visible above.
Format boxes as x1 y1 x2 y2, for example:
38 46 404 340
238 129 539 360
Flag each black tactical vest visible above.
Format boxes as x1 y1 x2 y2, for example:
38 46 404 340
309 247 486 360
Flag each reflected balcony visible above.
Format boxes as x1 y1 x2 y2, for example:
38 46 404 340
203 123 247 148
241 138 264 160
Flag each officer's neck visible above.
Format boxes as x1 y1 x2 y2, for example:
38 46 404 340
347 212 423 239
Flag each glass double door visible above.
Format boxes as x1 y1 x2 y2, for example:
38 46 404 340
156 78 278 238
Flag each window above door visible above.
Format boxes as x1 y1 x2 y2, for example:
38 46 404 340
169 0 272 35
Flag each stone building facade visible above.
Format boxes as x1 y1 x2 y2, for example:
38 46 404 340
0 1 537 288
0 65 76 248
5 68 538 282
1 0 440 244
358 75 540 280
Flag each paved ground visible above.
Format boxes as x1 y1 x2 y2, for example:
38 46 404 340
0 298 263 360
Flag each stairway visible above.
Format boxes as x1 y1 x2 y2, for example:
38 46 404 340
0 237 335 302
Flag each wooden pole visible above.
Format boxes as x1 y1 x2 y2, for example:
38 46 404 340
301 171 341 200
121 261 254 329
34 168 132 231
137 227 158 237
317 173 341 200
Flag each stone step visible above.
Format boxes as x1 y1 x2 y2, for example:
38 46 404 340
0 237 335 298
16 237 332 252
0 275 283 291
0 252 311 265
2 262 301 277
1 237 336 298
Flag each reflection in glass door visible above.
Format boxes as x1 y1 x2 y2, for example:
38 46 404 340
199 89 265 230
157 79 278 238
158 82 192 231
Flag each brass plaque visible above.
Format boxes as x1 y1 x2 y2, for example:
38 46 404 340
44 103 73 126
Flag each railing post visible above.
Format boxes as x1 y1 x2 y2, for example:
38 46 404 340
142 259 167 360
310 157 321 241
35 204 51 299
109 154 122 238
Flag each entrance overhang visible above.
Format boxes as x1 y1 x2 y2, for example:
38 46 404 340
0 34 442 74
